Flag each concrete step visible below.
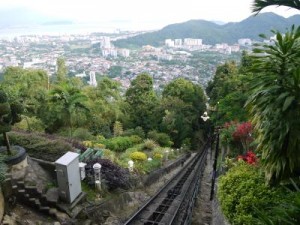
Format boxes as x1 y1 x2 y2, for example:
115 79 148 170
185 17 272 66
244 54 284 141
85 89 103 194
17 189 25 194
49 208 58 216
39 206 51 213
16 181 25 189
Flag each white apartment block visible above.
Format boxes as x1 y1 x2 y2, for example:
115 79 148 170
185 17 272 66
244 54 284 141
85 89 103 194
102 48 118 58
215 43 228 49
174 39 182 47
118 49 130 57
183 38 202 46
165 39 175 47
100 36 111 49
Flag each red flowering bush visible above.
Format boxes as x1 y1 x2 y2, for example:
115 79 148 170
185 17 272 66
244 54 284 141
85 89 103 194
237 151 257 165
232 122 253 152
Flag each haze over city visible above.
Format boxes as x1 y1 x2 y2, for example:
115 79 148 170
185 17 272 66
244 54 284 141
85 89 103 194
1 0 299 30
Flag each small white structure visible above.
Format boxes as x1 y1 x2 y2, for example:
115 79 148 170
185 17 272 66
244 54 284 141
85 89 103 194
201 112 210 121
128 160 134 172
165 149 169 160
93 163 102 191
55 152 82 203
79 162 87 180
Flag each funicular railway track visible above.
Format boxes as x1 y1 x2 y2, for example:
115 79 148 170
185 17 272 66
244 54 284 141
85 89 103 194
123 141 210 225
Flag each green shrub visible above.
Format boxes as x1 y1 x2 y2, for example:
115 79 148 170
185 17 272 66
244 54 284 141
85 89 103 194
14 116 45 132
142 159 161 173
122 126 145 138
102 149 116 162
8 131 73 161
129 135 143 145
130 151 147 161
102 136 138 152
143 139 158 151
0 155 7 184
148 130 173 147
151 147 165 159
218 162 292 225
72 128 94 141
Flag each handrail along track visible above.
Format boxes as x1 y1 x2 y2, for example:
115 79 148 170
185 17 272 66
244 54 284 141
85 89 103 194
123 141 210 225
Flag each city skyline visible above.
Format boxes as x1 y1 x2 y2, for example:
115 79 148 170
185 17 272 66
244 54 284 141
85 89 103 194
0 0 299 30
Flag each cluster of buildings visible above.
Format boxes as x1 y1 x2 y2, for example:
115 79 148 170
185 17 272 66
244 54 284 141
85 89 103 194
99 36 130 58
0 31 255 90
165 38 242 54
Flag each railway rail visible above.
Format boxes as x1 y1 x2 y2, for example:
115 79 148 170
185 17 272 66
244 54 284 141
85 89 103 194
123 141 210 225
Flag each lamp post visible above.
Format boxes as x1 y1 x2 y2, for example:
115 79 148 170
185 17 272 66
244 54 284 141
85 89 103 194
201 111 210 122
210 126 220 200
201 111 220 200
128 160 134 172
165 149 169 161
93 163 102 191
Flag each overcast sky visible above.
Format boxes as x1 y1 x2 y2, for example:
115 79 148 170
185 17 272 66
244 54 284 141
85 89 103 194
1 0 299 29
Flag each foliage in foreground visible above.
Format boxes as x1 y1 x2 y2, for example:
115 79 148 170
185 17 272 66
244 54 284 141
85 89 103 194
218 162 294 225
246 26 300 183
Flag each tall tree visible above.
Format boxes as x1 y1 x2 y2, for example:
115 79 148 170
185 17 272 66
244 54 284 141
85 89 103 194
162 78 206 147
83 77 123 136
56 57 67 82
125 73 158 133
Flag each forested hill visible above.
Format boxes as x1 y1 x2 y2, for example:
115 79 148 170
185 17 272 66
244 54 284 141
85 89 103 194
113 13 300 48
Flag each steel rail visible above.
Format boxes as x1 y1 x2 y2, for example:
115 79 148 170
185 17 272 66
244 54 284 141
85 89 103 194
123 141 210 225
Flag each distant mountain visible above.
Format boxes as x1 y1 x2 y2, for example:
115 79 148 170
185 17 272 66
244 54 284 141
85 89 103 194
113 13 300 47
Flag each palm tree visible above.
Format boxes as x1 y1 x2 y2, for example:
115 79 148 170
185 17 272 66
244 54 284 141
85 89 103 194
246 26 300 183
50 83 89 137
252 0 300 13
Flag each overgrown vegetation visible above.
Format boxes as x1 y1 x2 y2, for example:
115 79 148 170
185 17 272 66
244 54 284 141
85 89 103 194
218 162 296 225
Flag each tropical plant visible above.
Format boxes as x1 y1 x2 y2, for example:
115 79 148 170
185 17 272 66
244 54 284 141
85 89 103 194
246 26 300 183
252 0 300 13
113 121 123 136
49 82 89 137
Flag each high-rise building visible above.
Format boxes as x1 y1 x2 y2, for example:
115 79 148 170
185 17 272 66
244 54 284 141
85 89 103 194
100 36 111 49
165 39 175 47
183 38 202 46
89 71 97 87
174 39 182 47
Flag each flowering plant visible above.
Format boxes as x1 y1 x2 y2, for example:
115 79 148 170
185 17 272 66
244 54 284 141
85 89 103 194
232 121 253 152
237 151 257 165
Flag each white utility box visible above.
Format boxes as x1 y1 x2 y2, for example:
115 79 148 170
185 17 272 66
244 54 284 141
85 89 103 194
55 152 82 203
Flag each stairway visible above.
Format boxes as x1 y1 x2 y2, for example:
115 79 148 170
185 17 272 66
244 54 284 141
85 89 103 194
5 175 60 218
